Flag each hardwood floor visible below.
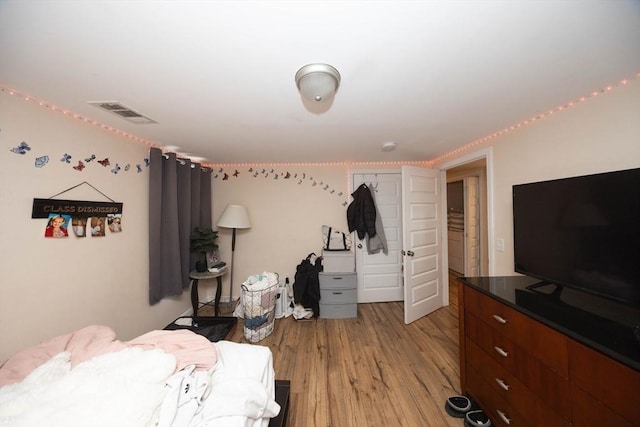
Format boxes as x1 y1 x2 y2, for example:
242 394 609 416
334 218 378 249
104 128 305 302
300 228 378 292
209 275 462 426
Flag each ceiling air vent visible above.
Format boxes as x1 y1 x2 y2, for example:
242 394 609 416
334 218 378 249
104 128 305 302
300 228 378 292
89 101 157 124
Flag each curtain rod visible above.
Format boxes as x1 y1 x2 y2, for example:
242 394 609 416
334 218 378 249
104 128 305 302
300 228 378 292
161 153 210 171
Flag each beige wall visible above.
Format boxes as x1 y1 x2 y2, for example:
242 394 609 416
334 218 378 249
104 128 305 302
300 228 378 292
435 78 640 275
0 92 191 362
210 164 350 301
2 77 638 362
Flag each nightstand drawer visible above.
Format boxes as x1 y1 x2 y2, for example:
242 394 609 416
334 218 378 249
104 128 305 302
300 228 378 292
318 272 356 289
319 303 357 319
320 287 357 304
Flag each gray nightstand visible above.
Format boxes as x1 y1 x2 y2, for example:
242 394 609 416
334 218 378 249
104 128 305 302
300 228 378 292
318 272 357 318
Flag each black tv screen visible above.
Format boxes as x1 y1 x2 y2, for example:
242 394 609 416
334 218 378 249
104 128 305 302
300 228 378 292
513 168 640 306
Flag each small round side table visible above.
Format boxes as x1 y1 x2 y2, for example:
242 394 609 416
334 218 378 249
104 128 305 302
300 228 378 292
189 268 227 317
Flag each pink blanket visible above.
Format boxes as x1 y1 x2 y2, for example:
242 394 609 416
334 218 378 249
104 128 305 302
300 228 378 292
0 325 217 386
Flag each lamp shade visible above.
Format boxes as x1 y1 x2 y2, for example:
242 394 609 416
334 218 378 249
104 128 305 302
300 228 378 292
216 204 251 229
295 63 340 103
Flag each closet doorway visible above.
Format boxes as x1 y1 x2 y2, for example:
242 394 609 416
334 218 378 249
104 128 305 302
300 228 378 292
445 157 489 277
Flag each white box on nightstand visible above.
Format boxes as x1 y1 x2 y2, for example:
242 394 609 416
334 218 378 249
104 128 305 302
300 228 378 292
321 250 355 273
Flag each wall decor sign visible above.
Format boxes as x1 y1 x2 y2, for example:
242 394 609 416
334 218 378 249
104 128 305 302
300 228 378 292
31 181 124 239
31 198 123 218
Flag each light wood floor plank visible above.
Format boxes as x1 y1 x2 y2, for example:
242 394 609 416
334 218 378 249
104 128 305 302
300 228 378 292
215 278 462 426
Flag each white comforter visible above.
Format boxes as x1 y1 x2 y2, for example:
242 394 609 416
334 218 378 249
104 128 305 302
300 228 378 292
0 340 279 427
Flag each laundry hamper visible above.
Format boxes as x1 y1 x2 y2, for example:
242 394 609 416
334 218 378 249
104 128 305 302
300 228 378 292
241 282 278 343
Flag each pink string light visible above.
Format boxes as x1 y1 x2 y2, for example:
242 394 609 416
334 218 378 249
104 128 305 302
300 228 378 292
2 72 637 168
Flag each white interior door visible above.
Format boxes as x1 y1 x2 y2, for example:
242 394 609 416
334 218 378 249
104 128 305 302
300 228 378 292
464 176 481 276
402 166 444 324
353 172 403 302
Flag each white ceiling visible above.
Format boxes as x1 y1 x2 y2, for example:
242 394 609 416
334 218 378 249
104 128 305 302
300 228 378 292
1 1 639 165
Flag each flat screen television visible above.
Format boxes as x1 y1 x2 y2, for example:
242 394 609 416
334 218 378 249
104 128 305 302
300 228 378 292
512 168 640 307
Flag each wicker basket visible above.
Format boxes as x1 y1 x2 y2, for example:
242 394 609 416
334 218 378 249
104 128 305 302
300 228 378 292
241 282 278 343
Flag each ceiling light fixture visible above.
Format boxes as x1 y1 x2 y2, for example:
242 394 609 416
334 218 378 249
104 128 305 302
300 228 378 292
295 63 341 103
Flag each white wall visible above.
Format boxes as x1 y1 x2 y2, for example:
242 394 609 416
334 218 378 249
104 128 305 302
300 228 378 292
435 78 640 275
0 92 191 362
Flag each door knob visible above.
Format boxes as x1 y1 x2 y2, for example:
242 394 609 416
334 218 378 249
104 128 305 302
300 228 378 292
357 243 363 249
407 250 415 256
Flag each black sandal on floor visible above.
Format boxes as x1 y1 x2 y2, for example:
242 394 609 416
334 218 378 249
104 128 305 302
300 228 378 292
464 409 492 427
444 395 472 418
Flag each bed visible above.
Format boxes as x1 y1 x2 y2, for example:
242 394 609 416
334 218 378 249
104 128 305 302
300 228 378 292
0 325 282 427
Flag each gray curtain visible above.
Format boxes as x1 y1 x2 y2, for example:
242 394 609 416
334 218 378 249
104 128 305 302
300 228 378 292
148 147 212 305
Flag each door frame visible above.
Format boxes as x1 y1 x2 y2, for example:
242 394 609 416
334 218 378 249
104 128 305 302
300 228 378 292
440 147 495 276
349 167 449 315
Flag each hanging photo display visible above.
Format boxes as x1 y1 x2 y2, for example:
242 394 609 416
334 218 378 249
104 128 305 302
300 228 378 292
32 192 124 239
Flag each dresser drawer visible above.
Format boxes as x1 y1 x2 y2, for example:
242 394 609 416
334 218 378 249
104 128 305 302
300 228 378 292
320 287 357 304
466 337 570 425
467 367 531 427
319 272 357 289
466 312 571 416
465 286 568 378
569 339 640 424
570 383 635 427
319 303 357 319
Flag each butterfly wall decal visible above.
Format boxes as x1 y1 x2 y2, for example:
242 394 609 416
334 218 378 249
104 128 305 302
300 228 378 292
35 155 49 168
111 163 121 174
84 154 96 162
73 161 85 171
98 158 110 167
10 141 30 154
60 153 72 163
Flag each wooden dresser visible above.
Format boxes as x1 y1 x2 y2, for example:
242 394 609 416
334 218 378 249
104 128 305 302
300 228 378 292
458 276 640 427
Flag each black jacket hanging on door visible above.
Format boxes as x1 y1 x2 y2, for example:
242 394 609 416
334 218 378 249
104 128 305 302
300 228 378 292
347 183 377 240
293 253 323 317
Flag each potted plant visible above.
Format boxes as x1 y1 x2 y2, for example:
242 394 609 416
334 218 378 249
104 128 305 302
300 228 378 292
190 226 219 272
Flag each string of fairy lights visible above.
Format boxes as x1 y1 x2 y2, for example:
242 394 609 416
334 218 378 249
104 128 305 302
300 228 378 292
2 73 637 169
2 72 638 206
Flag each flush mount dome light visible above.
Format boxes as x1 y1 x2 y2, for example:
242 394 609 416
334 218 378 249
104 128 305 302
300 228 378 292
295 63 341 103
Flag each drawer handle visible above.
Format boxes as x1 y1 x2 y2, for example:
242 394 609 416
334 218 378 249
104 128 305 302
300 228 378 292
492 314 507 324
332 292 343 295
495 378 510 391
494 346 509 357
332 277 343 280
497 410 511 425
